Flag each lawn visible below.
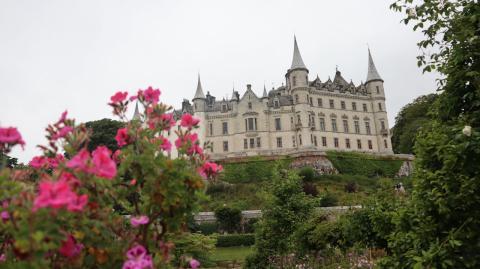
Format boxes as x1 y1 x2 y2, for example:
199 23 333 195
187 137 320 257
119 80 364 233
210 246 253 263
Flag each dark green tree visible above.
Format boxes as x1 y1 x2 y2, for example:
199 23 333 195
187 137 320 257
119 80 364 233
85 118 124 152
382 1 480 268
391 94 437 154
245 169 314 269
0 152 18 169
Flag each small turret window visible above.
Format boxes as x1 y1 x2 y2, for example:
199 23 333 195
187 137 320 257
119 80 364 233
378 103 382 111
376 86 380 94
293 76 297 87
295 95 299 103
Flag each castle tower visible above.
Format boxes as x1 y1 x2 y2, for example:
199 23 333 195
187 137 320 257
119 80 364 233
192 74 206 112
286 36 312 149
365 48 392 153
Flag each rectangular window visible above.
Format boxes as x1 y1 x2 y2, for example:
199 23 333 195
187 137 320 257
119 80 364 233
257 137 261 148
352 102 357 111
248 102 252 109
357 139 362 149
299 135 302 145
334 137 339 148
346 138 351 149
223 141 228 152
244 139 248 149
292 136 296 147
295 94 299 103
319 118 325 131
354 121 360 134
331 119 337 132
276 137 283 148
365 121 371 135
247 118 256 131
368 140 373 150
209 123 213 136
322 136 327 147
309 97 313 106
341 101 346 109
210 142 214 152
363 103 368 112
222 122 228 135
317 98 323 107
376 86 380 94
275 118 281 131
329 99 335 108
343 119 349 133
313 136 318 146
297 115 301 125
384 139 388 148
310 134 313 144
250 138 255 148
274 100 279 108
381 120 386 130
378 103 382 111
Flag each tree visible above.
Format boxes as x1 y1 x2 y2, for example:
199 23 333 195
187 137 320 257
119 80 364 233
382 1 480 268
85 118 124 152
245 169 314 269
0 152 18 169
391 94 437 154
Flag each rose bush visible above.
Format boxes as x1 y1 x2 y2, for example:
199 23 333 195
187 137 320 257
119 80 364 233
0 87 221 268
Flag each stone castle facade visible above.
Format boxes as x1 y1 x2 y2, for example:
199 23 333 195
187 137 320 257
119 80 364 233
169 37 393 159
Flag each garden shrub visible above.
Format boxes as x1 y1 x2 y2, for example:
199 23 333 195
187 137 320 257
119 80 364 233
319 192 338 207
171 233 217 268
214 206 242 233
298 166 315 182
0 88 223 268
302 181 318 197
243 218 258 234
219 157 292 183
215 233 255 247
326 151 403 177
344 182 358 193
196 222 218 235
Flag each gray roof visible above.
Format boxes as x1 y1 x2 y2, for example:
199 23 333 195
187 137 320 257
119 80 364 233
366 48 383 83
290 36 307 70
193 74 206 99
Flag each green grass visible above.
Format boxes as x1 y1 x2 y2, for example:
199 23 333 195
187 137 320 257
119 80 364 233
211 246 253 262
201 182 266 211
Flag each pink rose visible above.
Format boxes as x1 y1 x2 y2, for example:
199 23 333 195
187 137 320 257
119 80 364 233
180 113 200 129
52 126 73 140
59 234 84 258
0 127 25 151
111 91 128 103
143 87 161 104
92 146 117 179
199 162 223 179
190 259 201 269
115 128 130 147
158 137 172 152
130 215 150 227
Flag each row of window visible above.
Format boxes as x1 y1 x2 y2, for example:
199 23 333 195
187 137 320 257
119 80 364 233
216 137 388 152
293 95 384 112
209 117 387 136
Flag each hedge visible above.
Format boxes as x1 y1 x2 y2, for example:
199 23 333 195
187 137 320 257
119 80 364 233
215 233 255 247
219 157 292 183
326 151 404 177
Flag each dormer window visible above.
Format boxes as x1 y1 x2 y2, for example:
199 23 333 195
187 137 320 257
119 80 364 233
248 102 252 109
274 100 280 108
222 104 227 112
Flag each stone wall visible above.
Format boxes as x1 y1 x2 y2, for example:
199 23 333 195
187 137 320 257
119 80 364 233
289 155 338 175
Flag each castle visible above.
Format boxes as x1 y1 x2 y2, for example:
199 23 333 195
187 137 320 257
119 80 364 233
170 37 393 159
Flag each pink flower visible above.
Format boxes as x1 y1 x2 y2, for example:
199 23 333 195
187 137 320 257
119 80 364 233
52 126 73 140
0 127 25 151
175 133 198 149
56 110 68 125
67 194 88 212
180 113 200 129
33 180 78 211
158 137 172 152
0 253 5 262
115 128 130 147
187 144 203 156
92 146 117 179
1 211 9 222
130 215 149 227
59 234 83 258
29 156 48 169
143 87 161 104
113 149 122 163
111 91 128 103
67 149 91 172
48 154 65 169
59 172 81 188
123 245 153 269
158 113 176 130
190 259 201 269
199 162 223 179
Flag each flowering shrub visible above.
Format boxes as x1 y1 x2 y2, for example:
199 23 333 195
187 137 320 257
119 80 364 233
0 87 222 268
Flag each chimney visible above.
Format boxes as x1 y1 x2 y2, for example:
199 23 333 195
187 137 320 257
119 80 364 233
247 84 252 91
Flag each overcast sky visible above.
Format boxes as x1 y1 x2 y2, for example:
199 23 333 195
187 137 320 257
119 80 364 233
0 0 438 163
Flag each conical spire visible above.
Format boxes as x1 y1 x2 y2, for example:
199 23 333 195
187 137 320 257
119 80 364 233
366 48 383 83
193 74 206 99
290 36 307 70
262 84 268 98
132 101 141 120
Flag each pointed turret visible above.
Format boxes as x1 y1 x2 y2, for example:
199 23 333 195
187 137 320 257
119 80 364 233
290 36 308 70
132 101 141 120
366 48 383 83
262 84 268 98
193 74 206 99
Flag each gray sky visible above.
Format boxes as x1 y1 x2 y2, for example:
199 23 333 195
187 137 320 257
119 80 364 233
0 0 438 163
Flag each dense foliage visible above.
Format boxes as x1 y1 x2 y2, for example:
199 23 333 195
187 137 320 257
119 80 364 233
0 88 221 268
214 207 242 233
85 118 124 153
382 0 480 267
326 151 404 177
245 169 314 269
219 157 291 183
391 94 438 154
215 234 255 247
